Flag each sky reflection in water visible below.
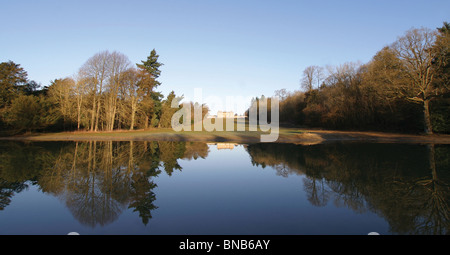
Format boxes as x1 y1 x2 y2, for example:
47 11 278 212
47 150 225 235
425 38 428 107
0 141 448 235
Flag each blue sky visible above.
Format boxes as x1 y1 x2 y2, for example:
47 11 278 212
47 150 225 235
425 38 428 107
1 0 449 114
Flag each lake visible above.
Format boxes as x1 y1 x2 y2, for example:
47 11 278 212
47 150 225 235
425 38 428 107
0 140 448 235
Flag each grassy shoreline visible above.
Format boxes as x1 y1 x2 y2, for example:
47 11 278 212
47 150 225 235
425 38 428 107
1 127 450 144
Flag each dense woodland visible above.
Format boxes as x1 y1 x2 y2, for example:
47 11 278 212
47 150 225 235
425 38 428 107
250 23 450 134
0 49 195 134
1 23 449 135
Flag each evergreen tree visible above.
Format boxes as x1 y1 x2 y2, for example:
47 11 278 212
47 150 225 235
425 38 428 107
0 61 28 108
137 49 163 87
136 49 164 128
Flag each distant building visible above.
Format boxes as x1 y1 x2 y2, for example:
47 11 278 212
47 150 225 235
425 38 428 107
217 111 234 118
207 143 238 150
205 111 246 119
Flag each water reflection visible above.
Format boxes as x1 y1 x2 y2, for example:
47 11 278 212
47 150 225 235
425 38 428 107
0 141 448 234
0 141 209 227
246 143 450 234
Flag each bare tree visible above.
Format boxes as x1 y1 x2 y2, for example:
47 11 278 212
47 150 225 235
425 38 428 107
301 65 325 92
80 51 111 132
73 73 90 130
315 66 325 89
391 27 440 134
325 62 360 88
274 88 288 101
105 51 131 131
121 68 141 130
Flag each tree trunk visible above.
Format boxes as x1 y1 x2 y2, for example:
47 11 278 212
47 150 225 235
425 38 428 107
95 80 104 132
130 99 136 131
77 112 81 130
428 144 437 183
90 97 96 131
111 101 117 131
128 141 134 174
423 99 433 134
95 99 101 132
77 97 82 131
130 110 135 131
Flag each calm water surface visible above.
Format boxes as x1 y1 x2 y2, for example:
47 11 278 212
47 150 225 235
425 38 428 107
0 140 448 235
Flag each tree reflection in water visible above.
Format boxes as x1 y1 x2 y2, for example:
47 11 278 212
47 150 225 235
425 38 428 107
0 141 209 227
0 141 448 234
245 142 449 235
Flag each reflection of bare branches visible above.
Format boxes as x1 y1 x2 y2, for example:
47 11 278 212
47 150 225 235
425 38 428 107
419 180 449 234
2 141 449 234
29 140 204 228
60 142 130 227
387 144 450 234
303 177 330 207
327 180 367 214
274 164 289 177
246 142 450 234
409 144 450 234
64 185 126 227
391 176 449 234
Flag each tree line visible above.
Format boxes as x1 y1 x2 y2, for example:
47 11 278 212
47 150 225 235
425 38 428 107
0 49 198 134
252 23 450 134
2 23 449 135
